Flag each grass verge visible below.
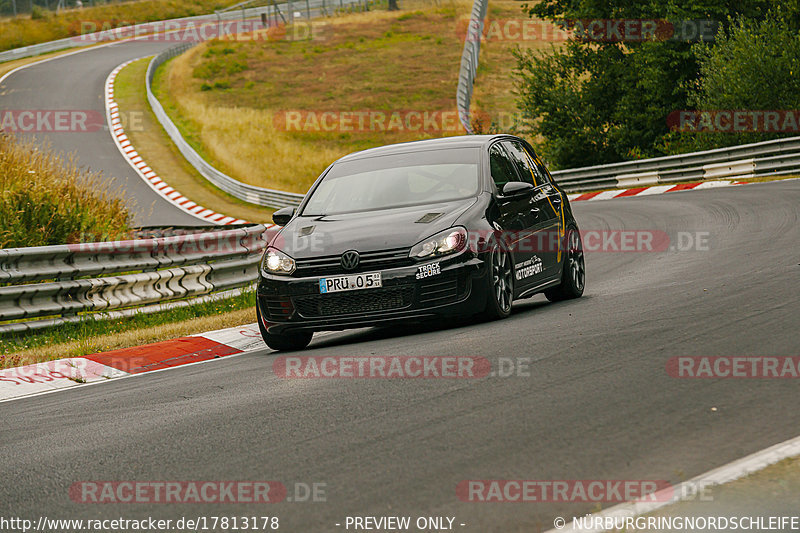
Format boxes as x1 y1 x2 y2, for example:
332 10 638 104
0 0 236 53
0 133 131 247
153 0 471 194
606 455 800 531
151 0 554 194
113 57 275 224
469 1 557 134
0 289 258 369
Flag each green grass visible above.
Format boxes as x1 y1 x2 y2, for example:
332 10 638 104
152 56 222 167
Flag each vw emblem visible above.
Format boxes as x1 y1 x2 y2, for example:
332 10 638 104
340 250 360 271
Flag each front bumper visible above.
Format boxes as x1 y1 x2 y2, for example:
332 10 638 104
256 253 488 334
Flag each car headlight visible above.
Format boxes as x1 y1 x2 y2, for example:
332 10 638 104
261 247 296 275
409 227 468 260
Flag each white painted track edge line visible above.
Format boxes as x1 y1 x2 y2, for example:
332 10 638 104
0 37 140 86
544 433 800 533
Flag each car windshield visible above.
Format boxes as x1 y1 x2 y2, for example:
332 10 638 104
301 147 481 216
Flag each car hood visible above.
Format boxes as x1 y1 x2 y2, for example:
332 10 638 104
276 198 478 259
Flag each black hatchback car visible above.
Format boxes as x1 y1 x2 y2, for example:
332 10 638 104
256 135 585 350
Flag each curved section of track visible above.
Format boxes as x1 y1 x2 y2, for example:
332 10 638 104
0 40 208 226
1 180 797 530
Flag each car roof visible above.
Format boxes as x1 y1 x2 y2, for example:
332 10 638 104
336 135 513 162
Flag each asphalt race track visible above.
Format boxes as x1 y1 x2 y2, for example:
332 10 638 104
1 178 798 531
0 40 207 226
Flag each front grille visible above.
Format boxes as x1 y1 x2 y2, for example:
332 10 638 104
262 298 293 320
295 248 413 276
418 275 460 306
294 286 414 318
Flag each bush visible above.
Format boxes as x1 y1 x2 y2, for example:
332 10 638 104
0 134 131 248
513 0 786 169
661 12 800 154
30 5 48 20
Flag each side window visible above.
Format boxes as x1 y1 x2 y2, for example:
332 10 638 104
525 146 552 185
506 140 550 186
503 141 537 186
488 143 520 191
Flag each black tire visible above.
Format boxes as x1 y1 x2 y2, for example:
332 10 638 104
264 331 313 351
257 305 313 351
481 244 514 320
545 226 585 302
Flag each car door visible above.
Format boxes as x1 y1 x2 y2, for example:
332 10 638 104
502 140 563 278
487 142 539 290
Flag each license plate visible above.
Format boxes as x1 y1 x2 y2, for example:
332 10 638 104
319 272 382 294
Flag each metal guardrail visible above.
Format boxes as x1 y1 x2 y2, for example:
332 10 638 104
551 136 800 192
145 0 369 209
455 0 487 134
151 35 800 200
0 224 276 334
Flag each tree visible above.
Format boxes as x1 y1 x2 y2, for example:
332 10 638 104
513 0 780 169
662 11 800 153
388 0 398 11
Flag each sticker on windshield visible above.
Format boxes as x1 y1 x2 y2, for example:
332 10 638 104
416 262 441 280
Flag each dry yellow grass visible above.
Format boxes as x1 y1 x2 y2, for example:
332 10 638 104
154 0 473 194
0 133 131 247
0 0 235 53
160 53 342 194
470 0 562 133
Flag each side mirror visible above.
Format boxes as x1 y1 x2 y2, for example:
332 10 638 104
501 181 535 198
272 206 296 226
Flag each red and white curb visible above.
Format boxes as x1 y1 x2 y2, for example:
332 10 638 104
567 179 750 203
0 322 266 402
105 59 248 225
